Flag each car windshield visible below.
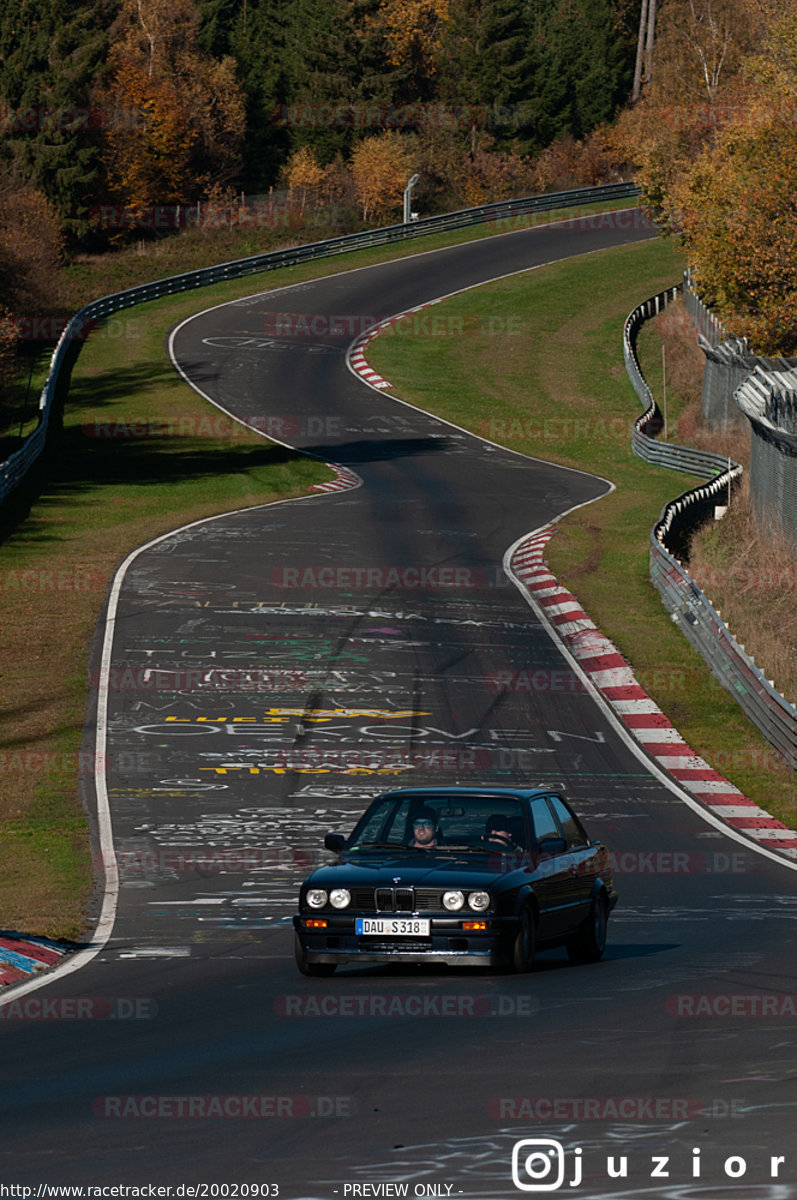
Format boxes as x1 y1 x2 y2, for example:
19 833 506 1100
347 794 529 852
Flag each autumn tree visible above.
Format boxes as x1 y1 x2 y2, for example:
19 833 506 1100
350 130 415 221
368 0 451 99
0 174 63 416
102 59 195 211
284 145 325 213
613 0 766 211
669 10 797 353
100 0 245 217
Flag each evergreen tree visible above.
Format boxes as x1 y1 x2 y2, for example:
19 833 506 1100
438 0 531 153
279 0 394 165
0 0 113 239
527 0 636 154
197 0 292 192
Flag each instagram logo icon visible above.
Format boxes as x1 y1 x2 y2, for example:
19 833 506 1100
512 1139 575 1191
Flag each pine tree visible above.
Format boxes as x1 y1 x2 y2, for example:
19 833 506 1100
0 0 112 239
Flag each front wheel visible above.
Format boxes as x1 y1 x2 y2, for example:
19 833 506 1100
566 893 608 964
512 905 537 973
295 931 336 977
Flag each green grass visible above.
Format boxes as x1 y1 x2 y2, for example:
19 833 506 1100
366 237 797 827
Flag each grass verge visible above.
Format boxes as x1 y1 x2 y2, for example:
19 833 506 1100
366 237 797 828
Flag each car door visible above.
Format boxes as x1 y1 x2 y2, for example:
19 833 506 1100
528 795 575 940
547 794 597 932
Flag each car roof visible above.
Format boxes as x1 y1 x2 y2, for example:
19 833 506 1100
376 786 558 800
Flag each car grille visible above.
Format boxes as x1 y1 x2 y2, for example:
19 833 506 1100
350 887 442 912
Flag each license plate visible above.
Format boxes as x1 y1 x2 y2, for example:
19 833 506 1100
356 918 430 937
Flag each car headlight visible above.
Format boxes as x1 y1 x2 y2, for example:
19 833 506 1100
468 890 491 912
443 890 465 911
306 888 328 909
329 888 351 909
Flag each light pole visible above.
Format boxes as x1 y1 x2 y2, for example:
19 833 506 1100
403 173 420 224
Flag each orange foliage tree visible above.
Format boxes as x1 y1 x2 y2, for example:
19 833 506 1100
669 11 797 352
284 147 326 214
101 0 245 217
350 131 416 222
0 178 63 411
368 0 451 93
103 59 194 211
612 0 766 212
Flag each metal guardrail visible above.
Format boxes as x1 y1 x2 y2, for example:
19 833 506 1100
1 181 640 506
623 286 742 558
624 286 797 769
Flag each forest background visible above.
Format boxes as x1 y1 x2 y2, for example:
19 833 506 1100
1 0 796 412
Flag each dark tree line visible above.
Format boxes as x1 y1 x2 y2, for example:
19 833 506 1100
0 0 638 244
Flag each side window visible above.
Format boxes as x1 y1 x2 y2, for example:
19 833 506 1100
529 797 559 844
549 795 589 849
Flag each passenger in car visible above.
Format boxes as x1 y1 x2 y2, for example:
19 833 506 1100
483 814 524 850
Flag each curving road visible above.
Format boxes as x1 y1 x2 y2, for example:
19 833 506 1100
1 213 796 1199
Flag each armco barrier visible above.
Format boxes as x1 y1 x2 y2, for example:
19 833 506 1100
624 287 797 769
624 287 741 559
0 182 640 506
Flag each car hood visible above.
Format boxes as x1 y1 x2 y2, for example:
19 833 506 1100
304 850 529 889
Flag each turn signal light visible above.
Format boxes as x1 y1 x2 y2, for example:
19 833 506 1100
462 920 487 931
305 918 328 929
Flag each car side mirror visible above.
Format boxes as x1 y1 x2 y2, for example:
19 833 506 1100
537 835 567 854
324 833 347 852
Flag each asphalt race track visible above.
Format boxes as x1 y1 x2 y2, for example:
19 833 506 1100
1 212 796 1199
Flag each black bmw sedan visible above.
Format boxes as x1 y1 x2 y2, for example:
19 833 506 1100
293 786 617 975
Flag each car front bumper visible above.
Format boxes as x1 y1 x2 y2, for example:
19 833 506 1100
293 913 513 968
